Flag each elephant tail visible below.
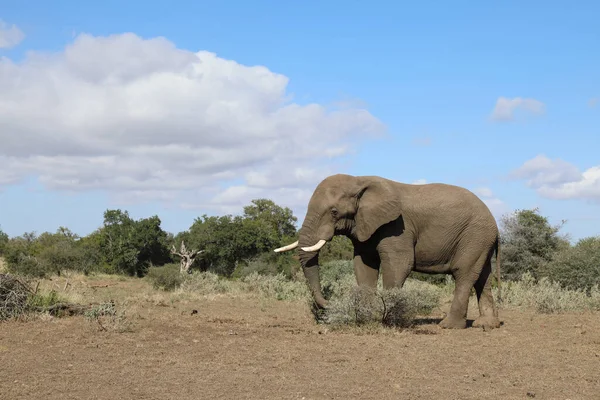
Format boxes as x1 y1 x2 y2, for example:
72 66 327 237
495 237 502 304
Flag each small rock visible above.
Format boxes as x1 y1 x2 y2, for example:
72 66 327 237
527 392 536 398
191 310 198 315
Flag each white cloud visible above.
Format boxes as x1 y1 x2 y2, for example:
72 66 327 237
411 179 427 185
0 32 384 215
511 155 600 201
472 187 508 218
0 20 24 49
473 187 493 198
490 96 545 121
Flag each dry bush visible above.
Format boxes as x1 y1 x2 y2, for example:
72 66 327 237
0 273 32 321
493 272 600 314
241 272 309 301
316 281 443 329
84 301 134 333
178 271 238 296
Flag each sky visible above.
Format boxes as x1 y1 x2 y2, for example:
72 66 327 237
0 0 598 242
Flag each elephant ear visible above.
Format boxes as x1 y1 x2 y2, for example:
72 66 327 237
354 177 403 242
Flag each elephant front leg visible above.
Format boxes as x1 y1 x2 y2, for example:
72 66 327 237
353 252 380 289
378 240 414 290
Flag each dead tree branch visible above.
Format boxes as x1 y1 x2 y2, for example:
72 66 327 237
171 240 205 274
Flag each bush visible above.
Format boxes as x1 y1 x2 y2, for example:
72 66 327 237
146 263 183 291
499 208 569 281
179 271 236 295
318 281 442 329
0 273 31 321
241 272 309 301
543 236 600 292
0 228 8 256
497 272 600 313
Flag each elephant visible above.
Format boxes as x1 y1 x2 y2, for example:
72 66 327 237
274 174 501 330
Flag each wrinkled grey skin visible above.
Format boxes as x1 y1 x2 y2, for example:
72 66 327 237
277 174 501 330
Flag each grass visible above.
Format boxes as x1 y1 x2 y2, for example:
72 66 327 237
3 260 600 331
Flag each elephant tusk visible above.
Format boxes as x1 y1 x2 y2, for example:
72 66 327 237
301 239 327 252
273 240 299 252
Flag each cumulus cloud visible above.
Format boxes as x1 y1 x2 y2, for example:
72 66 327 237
0 20 24 49
472 187 508 217
411 179 428 185
490 96 545 121
511 155 600 201
0 32 384 215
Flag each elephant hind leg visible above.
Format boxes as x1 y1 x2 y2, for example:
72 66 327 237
440 247 490 329
472 256 501 330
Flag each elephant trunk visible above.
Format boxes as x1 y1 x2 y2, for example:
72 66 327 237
300 252 328 308
297 217 328 309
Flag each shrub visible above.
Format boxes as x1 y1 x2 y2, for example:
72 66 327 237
27 290 62 309
543 236 600 292
0 273 31 321
179 271 236 295
146 263 183 291
499 208 569 281
241 272 309 301
319 282 442 329
497 272 600 313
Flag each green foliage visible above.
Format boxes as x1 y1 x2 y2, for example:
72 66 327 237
3 228 102 277
500 208 569 281
319 236 354 263
242 198 297 238
543 236 600 292
146 263 183 291
180 199 299 277
0 226 8 256
95 210 172 277
27 290 62 308
231 251 298 279
4 232 48 277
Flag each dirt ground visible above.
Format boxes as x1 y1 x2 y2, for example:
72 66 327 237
1 277 599 400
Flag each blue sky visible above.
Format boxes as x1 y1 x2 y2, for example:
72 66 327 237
0 0 598 241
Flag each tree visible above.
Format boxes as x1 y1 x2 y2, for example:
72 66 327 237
97 210 171 276
0 226 8 256
243 199 297 237
499 208 570 281
543 236 600 292
180 199 300 276
171 241 204 274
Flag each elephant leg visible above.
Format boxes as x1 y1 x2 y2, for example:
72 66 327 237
472 256 501 330
440 248 489 329
378 238 414 289
380 254 414 289
353 251 380 288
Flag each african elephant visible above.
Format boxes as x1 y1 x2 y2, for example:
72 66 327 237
274 174 501 330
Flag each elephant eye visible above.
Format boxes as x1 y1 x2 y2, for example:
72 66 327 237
331 208 339 217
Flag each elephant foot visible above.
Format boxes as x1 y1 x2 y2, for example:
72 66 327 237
473 315 501 331
439 315 467 329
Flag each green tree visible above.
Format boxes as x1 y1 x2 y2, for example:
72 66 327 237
179 199 299 277
242 198 298 238
544 236 600 292
499 208 570 281
97 209 171 276
0 226 8 256
319 236 354 263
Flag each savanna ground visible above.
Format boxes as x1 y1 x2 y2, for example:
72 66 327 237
1 266 600 400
